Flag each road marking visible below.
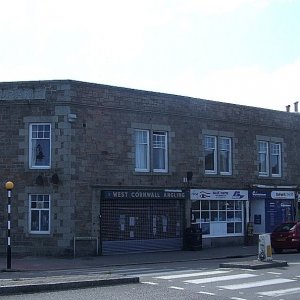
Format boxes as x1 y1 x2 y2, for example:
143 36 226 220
197 291 216 295
141 281 158 285
258 287 300 297
155 270 230 280
231 297 247 300
184 273 257 284
267 272 282 275
169 286 184 290
219 278 295 290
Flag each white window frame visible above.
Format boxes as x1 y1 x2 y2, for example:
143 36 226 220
258 141 282 177
134 129 168 173
152 131 168 173
204 135 217 174
29 123 51 169
219 137 232 175
29 194 51 234
270 142 282 177
135 129 150 172
258 141 269 176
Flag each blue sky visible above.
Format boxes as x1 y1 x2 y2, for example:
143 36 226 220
1 0 299 111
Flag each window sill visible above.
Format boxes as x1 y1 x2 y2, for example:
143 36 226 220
134 171 171 176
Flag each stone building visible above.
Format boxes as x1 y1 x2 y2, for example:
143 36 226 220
0 80 299 256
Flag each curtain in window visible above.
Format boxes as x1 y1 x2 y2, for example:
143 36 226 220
270 143 281 175
258 141 268 174
135 130 149 170
220 138 231 173
153 132 166 170
204 136 216 172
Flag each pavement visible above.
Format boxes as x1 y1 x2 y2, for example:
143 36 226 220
0 244 286 295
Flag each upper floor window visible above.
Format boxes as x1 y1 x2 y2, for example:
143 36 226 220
29 194 50 234
135 129 168 173
204 135 232 175
29 123 51 169
258 141 281 177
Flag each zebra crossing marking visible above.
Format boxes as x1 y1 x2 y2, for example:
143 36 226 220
184 273 257 284
169 286 185 290
197 291 216 296
141 281 158 285
155 270 230 280
258 287 300 297
219 278 295 290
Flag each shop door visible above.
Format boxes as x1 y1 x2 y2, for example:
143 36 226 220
100 198 184 255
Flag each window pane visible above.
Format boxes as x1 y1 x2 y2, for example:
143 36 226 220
211 201 218 210
153 132 167 171
30 123 51 168
219 201 227 210
135 130 149 170
201 211 210 222
201 200 209 210
220 138 231 174
204 136 216 172
235 201 242 210
41 210 50 231
211 211 218 221
271 143 281 176
31 210 39 231
258 141 268 175
227 201 234 210
227 222 234 233
235 222 242 233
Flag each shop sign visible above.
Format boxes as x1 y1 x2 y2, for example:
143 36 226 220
271 191 295 200
190 189 248 200
103 190 186 200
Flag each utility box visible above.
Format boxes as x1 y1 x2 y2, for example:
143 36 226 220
258 234 273 261
184 226 202 251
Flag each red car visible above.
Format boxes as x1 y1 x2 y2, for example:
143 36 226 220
271 222 300 254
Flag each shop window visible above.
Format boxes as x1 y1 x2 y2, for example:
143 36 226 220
204 135 232 175
135 129 168 173
29 123 51 169
258 141 281 177
191 200 243 236
29 194 50 234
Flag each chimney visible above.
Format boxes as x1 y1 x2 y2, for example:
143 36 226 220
286 105 290 112
294 101 298 113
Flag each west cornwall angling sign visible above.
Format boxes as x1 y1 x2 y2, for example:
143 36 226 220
103 190 186 200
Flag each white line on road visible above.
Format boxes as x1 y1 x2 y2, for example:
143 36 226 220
155 270 230 280
231 297 247 300
197 291 216 296
219 278 295 290
141 282 158 285
169 286 185 290
258 287 300 297
184 273 257 284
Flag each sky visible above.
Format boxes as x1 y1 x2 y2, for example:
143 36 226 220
1 0 300 111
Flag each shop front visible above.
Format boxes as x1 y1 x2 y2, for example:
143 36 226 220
249 189 296 234
100 189 186 255
190 189 248 247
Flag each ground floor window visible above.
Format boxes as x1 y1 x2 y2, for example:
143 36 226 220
29 194 50 234
191 199 244 236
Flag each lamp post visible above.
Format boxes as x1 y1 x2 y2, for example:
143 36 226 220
5 181 14 270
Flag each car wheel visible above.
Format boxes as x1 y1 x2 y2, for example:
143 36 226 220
273 248 283 254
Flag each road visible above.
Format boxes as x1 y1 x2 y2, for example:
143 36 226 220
2 251 300 300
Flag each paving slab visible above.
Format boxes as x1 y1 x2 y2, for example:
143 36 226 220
219 259 288 270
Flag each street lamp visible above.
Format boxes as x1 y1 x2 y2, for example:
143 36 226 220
5 181 14 270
